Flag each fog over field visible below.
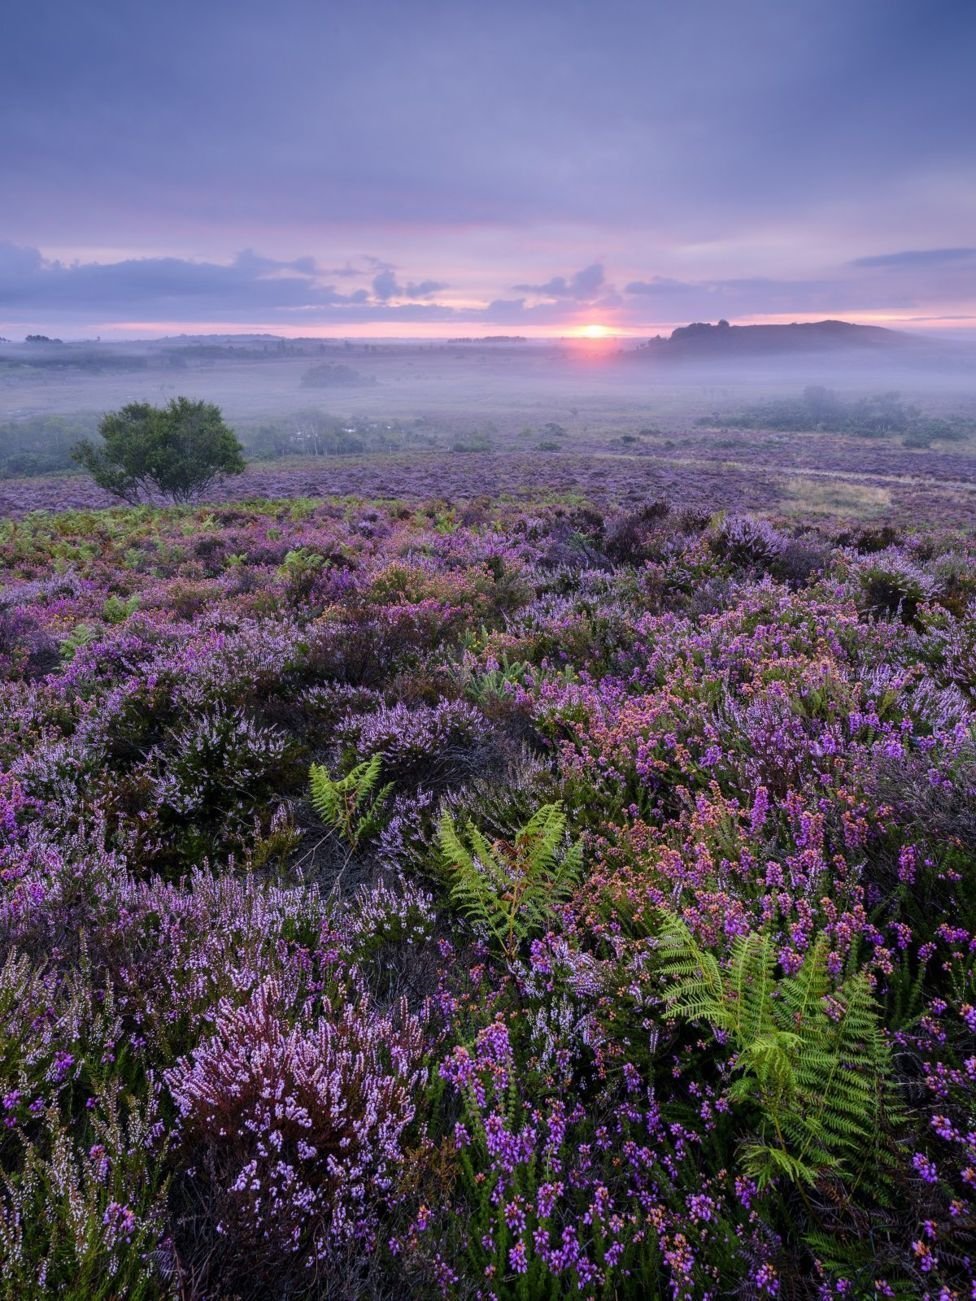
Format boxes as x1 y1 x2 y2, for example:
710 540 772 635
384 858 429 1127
2 326 975 522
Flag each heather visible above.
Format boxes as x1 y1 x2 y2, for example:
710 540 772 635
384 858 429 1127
0 495 974 1297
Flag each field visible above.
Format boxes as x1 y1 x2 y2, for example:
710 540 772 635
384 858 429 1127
0 483 974 1297
3 338 976 532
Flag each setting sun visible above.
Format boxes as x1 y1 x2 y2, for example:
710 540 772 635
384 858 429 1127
579 322 610 339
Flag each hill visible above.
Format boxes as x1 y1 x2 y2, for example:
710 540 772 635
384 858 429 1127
636 318 918 358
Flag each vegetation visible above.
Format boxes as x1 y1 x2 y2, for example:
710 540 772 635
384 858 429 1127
0 414 99 478
72 397 246 503
697 385 976 445
245 411 411 459
437 803 583 959
658 918 895 1191
0 492 974 1295
309 754 394 850
300 361 376 387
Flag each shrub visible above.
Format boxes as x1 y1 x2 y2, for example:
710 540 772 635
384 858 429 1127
338 698 487 788
148 705 298 864
604 499 673 565
73 398 245 504
0 1094 168 1298
855 548 939 626
166 979 424 1289
713 513 785 568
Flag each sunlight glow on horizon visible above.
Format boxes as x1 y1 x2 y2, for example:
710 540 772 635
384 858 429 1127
48 308 976 345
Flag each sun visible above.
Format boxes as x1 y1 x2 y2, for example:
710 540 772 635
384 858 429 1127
580 323 610 339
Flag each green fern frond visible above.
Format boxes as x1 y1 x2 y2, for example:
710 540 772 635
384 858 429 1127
741 1142 822 1189
309 754 393 849
437 802 584 959
655 911 896 1195
656 915 729 1029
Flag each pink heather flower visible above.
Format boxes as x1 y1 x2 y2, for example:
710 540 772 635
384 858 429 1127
509 1240 529 1275
750 786 770 833
913 1153 939 1184
897 845 918 885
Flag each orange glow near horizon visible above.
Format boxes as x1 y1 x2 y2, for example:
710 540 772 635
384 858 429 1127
70 309 976 344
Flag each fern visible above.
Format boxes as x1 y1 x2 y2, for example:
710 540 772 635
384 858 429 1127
102 593 140 624
437 802 583 959
460 658 532 707
657 916 897 1193
60 622 98 661
308 754 393 849
278 547 327 598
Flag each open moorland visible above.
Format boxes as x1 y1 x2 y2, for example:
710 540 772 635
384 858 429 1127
7 0 975 1292
0 483 974 1297
2 335 976 530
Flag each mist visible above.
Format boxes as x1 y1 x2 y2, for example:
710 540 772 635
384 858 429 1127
2 326 975 525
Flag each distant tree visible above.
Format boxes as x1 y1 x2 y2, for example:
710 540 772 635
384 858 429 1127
73 397 246 504
300 362 373 388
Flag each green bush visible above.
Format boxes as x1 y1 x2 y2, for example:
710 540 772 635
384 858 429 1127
73 398 245 504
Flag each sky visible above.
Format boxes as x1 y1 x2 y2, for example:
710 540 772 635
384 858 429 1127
2 0 975 340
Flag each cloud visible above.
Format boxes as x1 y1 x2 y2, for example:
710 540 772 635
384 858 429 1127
625 274 848 317
2 0 975 316
513 263 606 300
851 248 976 269
2 5 975 335
370 270 449 300
0 243 44 276
625 277 696 297
320 262 369 278
0 244 459 327
622 258 976 321
3 236 975 337
0 245 363 315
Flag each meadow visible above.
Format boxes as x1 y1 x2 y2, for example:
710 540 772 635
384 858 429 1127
3 338 976 535
0 487 974 1297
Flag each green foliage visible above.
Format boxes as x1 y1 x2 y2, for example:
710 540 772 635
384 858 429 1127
0 1093 167 1299
101 594 140 625
308 754 393 849
242 411 406 460
450 433 493 454
460 658 532 707
696 386 975 445
72 398 246 504
300 361 374 388
278 547 327 599
656 917 897 1192
0 414 99 479
59 623 98 662
436 803 583 959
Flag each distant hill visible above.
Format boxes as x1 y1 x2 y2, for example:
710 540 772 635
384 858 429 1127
634 319 918 358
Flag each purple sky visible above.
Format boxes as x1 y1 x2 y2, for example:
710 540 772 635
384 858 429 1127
2 0 975 339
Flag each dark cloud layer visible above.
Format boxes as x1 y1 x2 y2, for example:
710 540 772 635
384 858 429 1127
0 244 463 325
371 270 448 301
513 265 606 300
